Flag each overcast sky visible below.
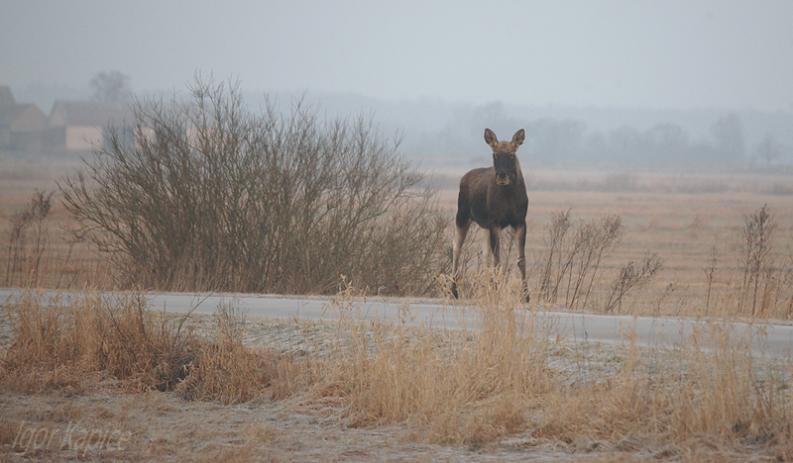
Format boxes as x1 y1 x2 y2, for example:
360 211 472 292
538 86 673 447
1 0 792 111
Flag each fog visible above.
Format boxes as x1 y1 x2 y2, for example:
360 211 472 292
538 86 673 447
2 0 793 167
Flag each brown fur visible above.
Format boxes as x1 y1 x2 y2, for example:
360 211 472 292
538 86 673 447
451 128 530 301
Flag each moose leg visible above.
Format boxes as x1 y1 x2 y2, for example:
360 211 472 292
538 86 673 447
514 222 530 303
451 221 470 299
488 226 501 268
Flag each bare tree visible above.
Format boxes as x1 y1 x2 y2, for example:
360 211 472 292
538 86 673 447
710 113 745 163
90 70 132 103
754 134 783 166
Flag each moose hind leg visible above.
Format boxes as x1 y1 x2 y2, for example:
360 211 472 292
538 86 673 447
514 222 530 303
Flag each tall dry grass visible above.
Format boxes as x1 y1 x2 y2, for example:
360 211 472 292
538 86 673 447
0 293 290 403
1 293 196 392
3 191 54 287
176 304 287 404
314 271 553 445
313 276 793 458
2 281 792 459
738 204 793 317
538 329 792 459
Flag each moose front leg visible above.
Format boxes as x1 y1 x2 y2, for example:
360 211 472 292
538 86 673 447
488 226 501 268
514 222 530 303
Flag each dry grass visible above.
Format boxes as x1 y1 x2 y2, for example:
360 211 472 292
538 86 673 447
176 305 287 404
439 180 793 319
538 332 793 459
1 292 196 393
314 272 553 445
6 142 793 460
0 293 293 404
2 281 793 460
309 277 793 458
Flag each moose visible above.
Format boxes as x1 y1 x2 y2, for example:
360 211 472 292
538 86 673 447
450 128 530 302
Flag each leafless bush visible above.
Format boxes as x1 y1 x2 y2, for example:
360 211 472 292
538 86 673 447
703 245 718 315
538 209 572 300
59 78 446 295
604 253 663 313
3 190 54 287
739 205 777 315
537 211 622 309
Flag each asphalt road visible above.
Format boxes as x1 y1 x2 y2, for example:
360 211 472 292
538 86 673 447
2 288 792 358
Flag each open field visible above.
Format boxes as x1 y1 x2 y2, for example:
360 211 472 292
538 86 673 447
437 173 793 318
3 155 793 461
4 156 792 318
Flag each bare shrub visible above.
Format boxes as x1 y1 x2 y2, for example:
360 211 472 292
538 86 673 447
603 253 663 313
538 209 572 300
59 78 446 295
739 204 777 315
537 211 622 309
703 245 718 315
3 190 54 287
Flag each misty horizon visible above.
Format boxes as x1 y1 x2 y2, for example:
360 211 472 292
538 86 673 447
2 0 793 113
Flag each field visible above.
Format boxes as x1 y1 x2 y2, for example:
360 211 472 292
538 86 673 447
5 156 793 318
3 155 793 462
437 168 793 318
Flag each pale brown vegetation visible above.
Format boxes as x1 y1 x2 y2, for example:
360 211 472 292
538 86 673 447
4 190 54 287
2 277 793 460
4 90 793 460
177 305 285 404
0 293 289 403
315 272 552 445
1 293 195 393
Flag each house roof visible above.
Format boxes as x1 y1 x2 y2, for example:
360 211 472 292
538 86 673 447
0 104 47 131
48 100 132 127
0 103 46 130
0 86 15 109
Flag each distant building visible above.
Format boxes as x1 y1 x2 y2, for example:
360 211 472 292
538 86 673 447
0 86 47 151
46 100 133 152
0 86 14 108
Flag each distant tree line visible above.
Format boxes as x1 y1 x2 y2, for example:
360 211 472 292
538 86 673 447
407 102 791 169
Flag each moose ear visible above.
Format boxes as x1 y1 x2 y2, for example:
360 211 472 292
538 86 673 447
484 128 498 148
512 129 525 146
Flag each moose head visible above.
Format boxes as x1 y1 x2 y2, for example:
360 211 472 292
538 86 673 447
484 128 525 187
